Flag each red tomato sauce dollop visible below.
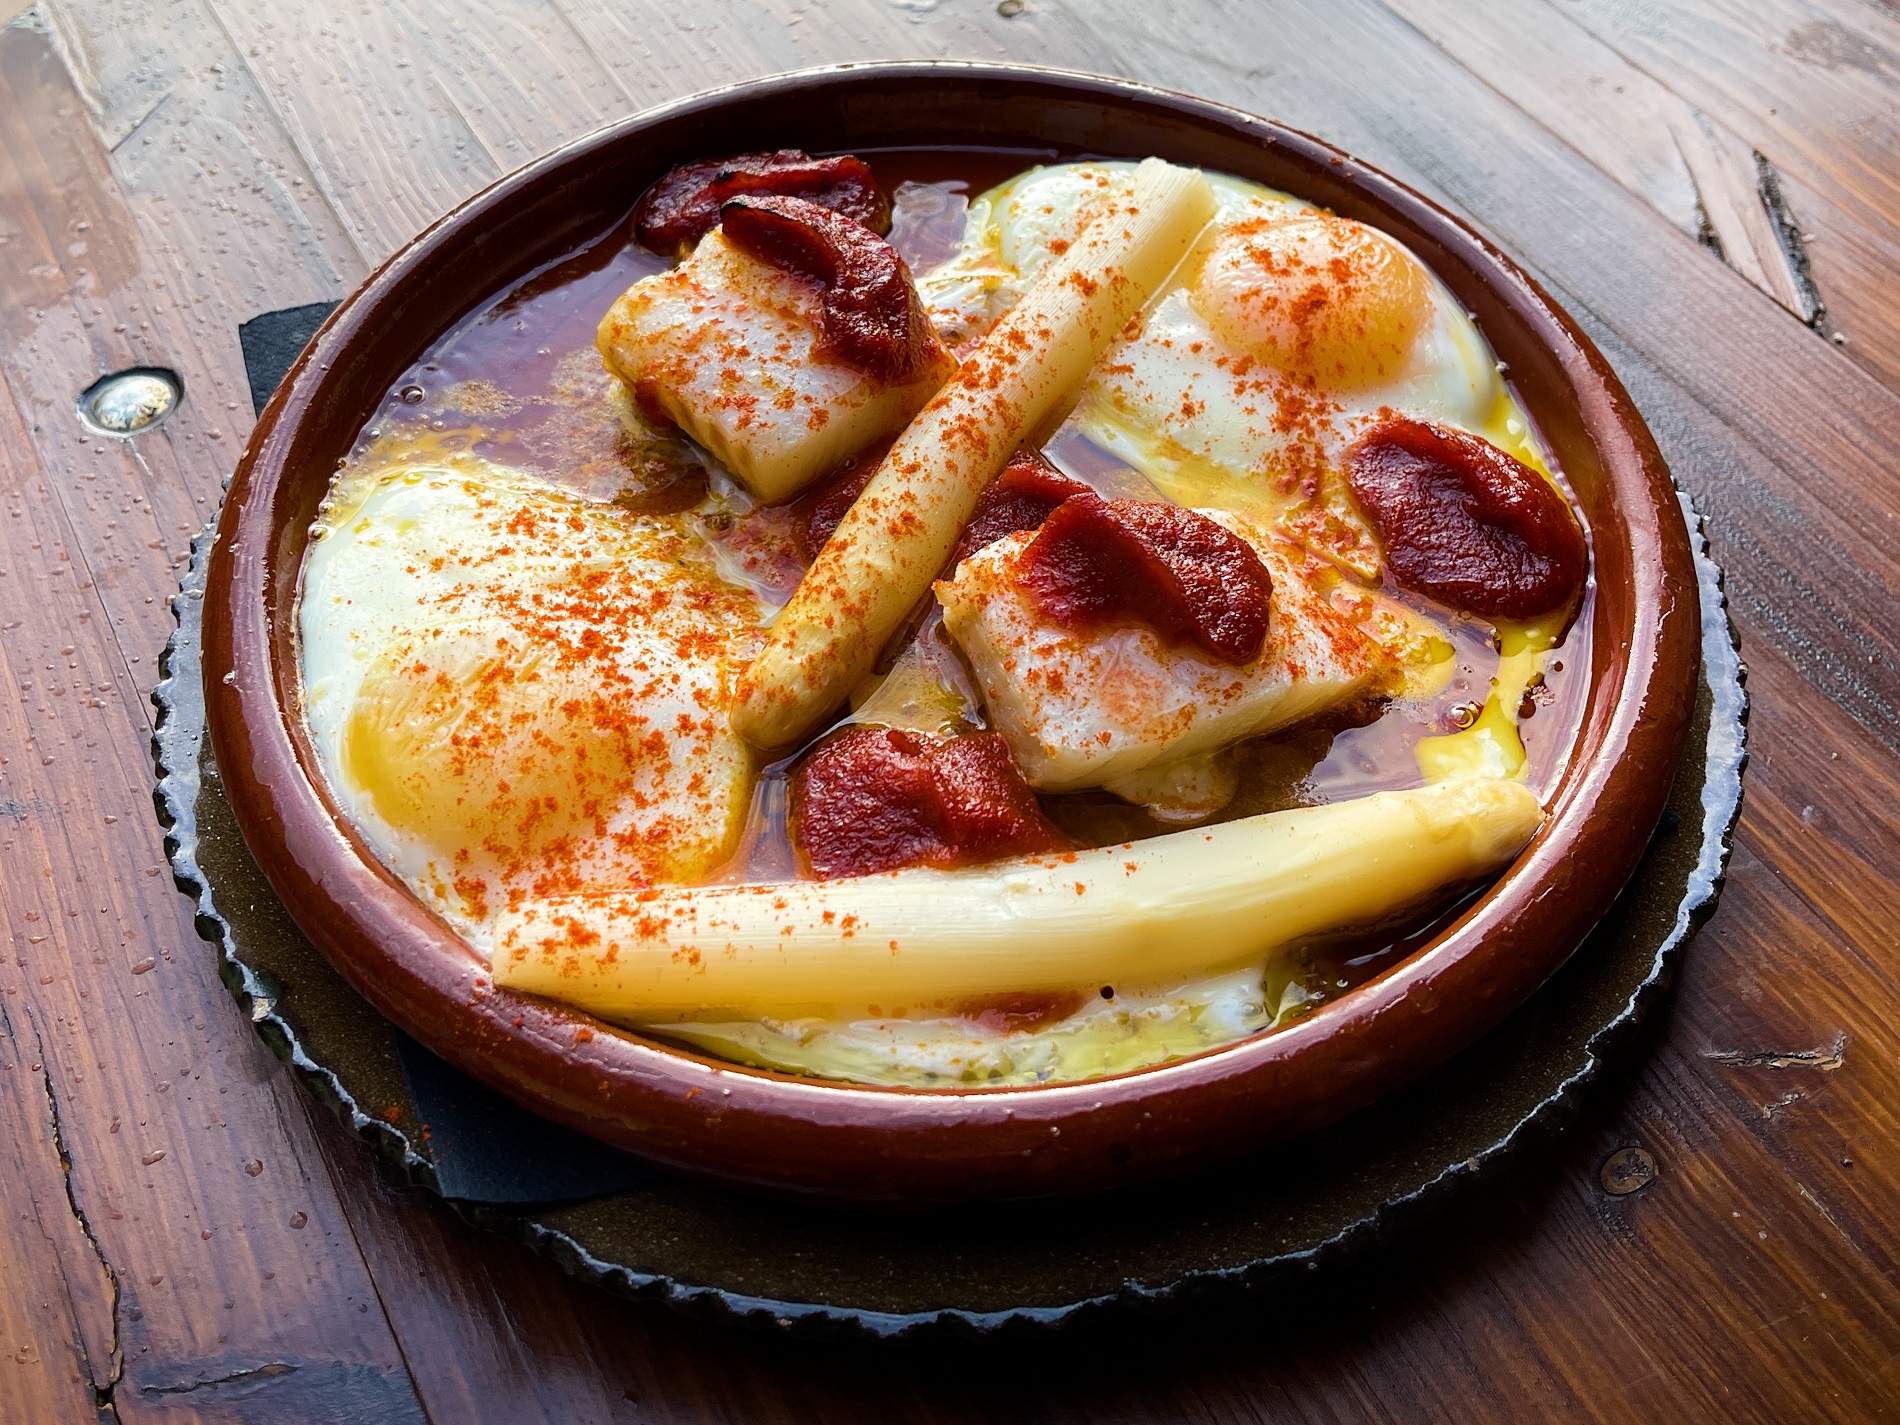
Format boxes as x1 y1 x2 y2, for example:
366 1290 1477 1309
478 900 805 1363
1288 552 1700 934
720 194 938 383
1017 494 1275 664
790 726 1070 879
633 149 888 254
1344 417 1586 619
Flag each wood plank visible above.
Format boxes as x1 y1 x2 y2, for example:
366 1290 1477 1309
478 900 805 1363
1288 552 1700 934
4 0 1900 1420
20 0 363 609
39 0 363 285
365 0 631 170
0 992 122 1423
1385 0 1811 315
0 10 296 669
551 0 1077 110
1561 0 1900 217
196 0 501 260
1732 646 1900 982
1553 0 1900 389
0 25 439 1422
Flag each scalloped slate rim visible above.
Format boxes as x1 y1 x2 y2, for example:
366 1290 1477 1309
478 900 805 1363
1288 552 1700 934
151 490 1746 1341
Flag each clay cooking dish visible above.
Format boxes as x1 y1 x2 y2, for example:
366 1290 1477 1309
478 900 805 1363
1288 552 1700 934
203 63 1700 1203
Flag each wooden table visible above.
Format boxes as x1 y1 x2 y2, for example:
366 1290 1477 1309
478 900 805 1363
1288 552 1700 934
3 0 1896 1419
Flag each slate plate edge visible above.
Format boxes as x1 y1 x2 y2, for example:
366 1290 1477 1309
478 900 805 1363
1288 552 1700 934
151 491 1746 1341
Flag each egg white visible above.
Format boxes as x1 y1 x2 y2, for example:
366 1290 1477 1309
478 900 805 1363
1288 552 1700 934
299 456 762 945
653 963 1318 1088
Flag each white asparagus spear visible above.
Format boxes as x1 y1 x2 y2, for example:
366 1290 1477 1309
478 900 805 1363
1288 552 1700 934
491 777 1542 1020
731 158 1218 749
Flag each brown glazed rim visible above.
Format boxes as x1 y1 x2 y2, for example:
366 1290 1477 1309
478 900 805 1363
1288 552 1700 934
203 63 1700 1203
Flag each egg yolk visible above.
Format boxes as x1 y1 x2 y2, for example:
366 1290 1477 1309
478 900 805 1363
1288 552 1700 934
342 628 647 870
1191 214 1431 392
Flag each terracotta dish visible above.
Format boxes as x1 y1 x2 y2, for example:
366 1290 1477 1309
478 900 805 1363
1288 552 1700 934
203 64 1699 1202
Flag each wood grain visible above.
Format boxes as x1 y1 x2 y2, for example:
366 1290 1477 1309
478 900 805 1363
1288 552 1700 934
0 19 431 1421
1553 0 1900 385
3 0 1899 1419
1386 0 1816 315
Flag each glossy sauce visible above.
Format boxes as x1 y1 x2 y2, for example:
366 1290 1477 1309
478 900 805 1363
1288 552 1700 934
1017 493 1276 663
791 726 1071 877
334 147 1596 1022
1346 416 1588 618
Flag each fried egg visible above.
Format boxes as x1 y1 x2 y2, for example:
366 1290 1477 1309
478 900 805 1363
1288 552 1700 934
922 162 1522 580
299 455 763 941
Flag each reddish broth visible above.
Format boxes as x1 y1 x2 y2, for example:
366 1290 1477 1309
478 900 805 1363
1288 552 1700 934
336 148 1596 1013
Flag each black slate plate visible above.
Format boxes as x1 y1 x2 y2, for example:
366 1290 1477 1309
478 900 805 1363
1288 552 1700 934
154 482 1744 1342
